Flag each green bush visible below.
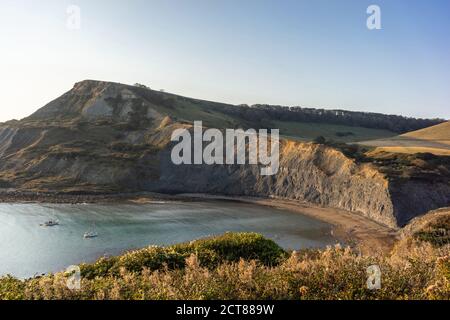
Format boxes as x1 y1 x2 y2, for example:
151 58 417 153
80 232 286 279
171 232 287 267
0 276 25 300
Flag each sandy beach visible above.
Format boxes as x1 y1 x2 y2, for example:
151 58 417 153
177 194 400 254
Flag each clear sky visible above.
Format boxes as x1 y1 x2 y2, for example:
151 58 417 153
0 0 449 122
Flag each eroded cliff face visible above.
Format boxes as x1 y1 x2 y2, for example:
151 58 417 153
389 180 450 227
154 140 450 228
154 141 396 226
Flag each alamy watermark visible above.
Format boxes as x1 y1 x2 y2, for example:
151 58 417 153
367 5 382 30
64 5 381 32
66 265 81 290
66 5 81 30
367 265 381 290
170 121 280 176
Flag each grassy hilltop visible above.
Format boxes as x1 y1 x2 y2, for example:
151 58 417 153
361 121 450 156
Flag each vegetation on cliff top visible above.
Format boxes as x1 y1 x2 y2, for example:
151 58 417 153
0 229 448 300
414 215 450 247
315 138 450 182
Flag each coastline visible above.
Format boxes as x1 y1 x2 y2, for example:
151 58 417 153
177 194 400 254
0 190 182 204
0 190 399 254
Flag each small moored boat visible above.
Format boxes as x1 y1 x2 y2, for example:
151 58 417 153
83 231 98 239
84 223 98 239
40 220 59 227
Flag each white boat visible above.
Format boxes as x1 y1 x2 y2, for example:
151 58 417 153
84 223 98 239
83 231 98 239
40 220 59 227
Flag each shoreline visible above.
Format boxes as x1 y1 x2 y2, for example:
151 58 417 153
0 190 399 254
177 194 400 254
0 191 183 204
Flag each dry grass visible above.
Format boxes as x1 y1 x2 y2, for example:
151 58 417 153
402 121 450 146
360 121 450 156
0 231 448 300
371 146 450 156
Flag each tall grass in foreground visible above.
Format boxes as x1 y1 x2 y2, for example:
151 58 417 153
0 232 448 300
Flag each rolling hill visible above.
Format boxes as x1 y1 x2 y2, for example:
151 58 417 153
15 80 443 144
361 121 450 156
403 121 450 145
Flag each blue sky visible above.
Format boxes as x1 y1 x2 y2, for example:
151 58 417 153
0 0 449 121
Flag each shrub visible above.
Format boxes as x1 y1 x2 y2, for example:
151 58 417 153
0 276 25 300
80 232 286 279
171 232 287 267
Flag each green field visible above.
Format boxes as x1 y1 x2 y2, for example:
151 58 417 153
146 94 399 143
273 120 397 142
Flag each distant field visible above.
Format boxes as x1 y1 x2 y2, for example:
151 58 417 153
360 121 450 156
402 121 450 146
147 95 400 143
147 97 240 129
273 120 397 142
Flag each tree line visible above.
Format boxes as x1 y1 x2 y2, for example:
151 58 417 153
219 104 444 133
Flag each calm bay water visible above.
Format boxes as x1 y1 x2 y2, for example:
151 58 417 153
0 200 336 278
